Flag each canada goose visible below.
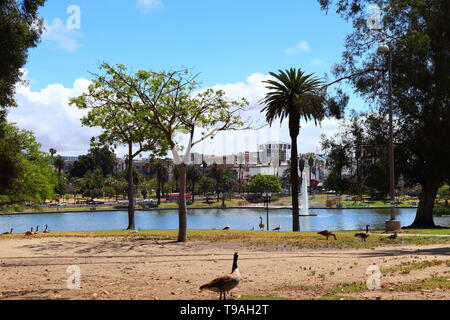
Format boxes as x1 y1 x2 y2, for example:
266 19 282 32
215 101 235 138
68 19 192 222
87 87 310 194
223 226 230 230
258 217 265 231
33 225 40 234
24 227 34 236
354 225 370 241
199 252 241 300
387 232 397 240
272 225 281 231
250 227 255 231
318 230 337 240
2 228 13 235
43 224 50 233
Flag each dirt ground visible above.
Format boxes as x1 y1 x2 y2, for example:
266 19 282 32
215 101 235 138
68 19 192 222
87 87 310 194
0 237 448 300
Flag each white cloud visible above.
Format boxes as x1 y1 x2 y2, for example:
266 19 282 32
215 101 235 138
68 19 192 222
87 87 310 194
42 18 82 51
8 77 98 156
136 0 164 13
285 41 310 56
8 71 340 158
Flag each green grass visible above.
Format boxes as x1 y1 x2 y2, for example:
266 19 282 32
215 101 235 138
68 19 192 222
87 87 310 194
1 229 449 249
381 259 449 274
384 276 450 292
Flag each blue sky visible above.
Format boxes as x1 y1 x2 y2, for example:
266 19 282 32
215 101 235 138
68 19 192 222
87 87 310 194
10 0 370 157
27 0 353 89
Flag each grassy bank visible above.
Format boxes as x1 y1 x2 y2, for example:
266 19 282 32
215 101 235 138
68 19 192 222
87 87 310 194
1 229 449 249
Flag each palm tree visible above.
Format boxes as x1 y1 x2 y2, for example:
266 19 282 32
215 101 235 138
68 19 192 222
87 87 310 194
147 158 169 205
49 148 56 159
54 155 65 181
308 155 314 192
186 165 202 202
260 68 326 231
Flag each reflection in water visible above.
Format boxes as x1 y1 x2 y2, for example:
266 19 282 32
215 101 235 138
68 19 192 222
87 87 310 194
0 208 449 233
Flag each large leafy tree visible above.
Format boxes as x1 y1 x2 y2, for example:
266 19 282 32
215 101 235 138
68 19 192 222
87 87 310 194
319 0 450 227
0 121 57 208
260 68 337 231
99 64 249 242
70 64 168 230
0 0 46 121
69 144 116 178
249 174 282 194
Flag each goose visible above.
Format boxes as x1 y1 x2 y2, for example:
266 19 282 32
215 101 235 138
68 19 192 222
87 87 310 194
199 252 241 300
24 227 34 236
222 226 230 230
2 228 13 235
43 224 51 233
354 225 370 241
33 225 40 234
387 232 397 240
258 217 265 231
272 225 281 231
317 230 337 240
249 227 255 231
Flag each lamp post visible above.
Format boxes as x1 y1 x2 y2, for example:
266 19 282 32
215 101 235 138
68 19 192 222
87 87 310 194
377 42 401 232
262 190 272 231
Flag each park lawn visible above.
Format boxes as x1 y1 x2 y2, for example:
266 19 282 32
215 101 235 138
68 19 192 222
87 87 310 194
2 229 449 249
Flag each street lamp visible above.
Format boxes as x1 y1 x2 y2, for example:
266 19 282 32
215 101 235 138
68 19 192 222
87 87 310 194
377 41 401 232
262 190 272 231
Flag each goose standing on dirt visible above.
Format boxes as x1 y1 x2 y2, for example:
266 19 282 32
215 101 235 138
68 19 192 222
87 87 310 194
43 224 51 233
317 230 337 240
272 225 281 231
354 225 370 241
2 228 13 235
199 252 241 300
24 227 34 236
258 216 265 231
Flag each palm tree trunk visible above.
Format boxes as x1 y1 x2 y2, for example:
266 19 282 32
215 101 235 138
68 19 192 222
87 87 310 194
289 114 300 232
177 164 187 242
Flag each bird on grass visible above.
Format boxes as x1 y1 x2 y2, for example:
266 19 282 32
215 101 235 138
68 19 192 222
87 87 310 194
258 216 265 231
223 226 230 230
24 227 34 236
33 225 40 234
387 232 398 240
43 224 51 233
317 230 337 240
2 228 13 235
354 225 370 241
199 252 241 300
272 225 281 231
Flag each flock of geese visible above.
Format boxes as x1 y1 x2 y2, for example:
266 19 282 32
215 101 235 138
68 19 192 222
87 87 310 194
2 224 51 235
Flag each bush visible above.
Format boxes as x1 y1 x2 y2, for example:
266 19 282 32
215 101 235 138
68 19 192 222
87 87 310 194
433 206 450 216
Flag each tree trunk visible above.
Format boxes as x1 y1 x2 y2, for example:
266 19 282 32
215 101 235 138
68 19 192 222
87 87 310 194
157 180 161 205
126 143 135 230
192 180 195 203
177 164 187 242
406 179 440 228
289 114 300 232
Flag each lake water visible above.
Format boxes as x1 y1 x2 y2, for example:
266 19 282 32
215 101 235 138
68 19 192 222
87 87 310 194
1 208 449 233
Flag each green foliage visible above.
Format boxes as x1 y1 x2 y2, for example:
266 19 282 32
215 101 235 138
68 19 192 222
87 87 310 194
0 0 46 118
249 174 282 193
80 168 104 200
69 144 116 178
437 185 450 199
0 122 57 207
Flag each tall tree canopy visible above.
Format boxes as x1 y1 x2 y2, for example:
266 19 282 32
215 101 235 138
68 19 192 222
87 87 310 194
0 121 57 208
70 63 168 230
318 0 450 227
0 0 46 121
